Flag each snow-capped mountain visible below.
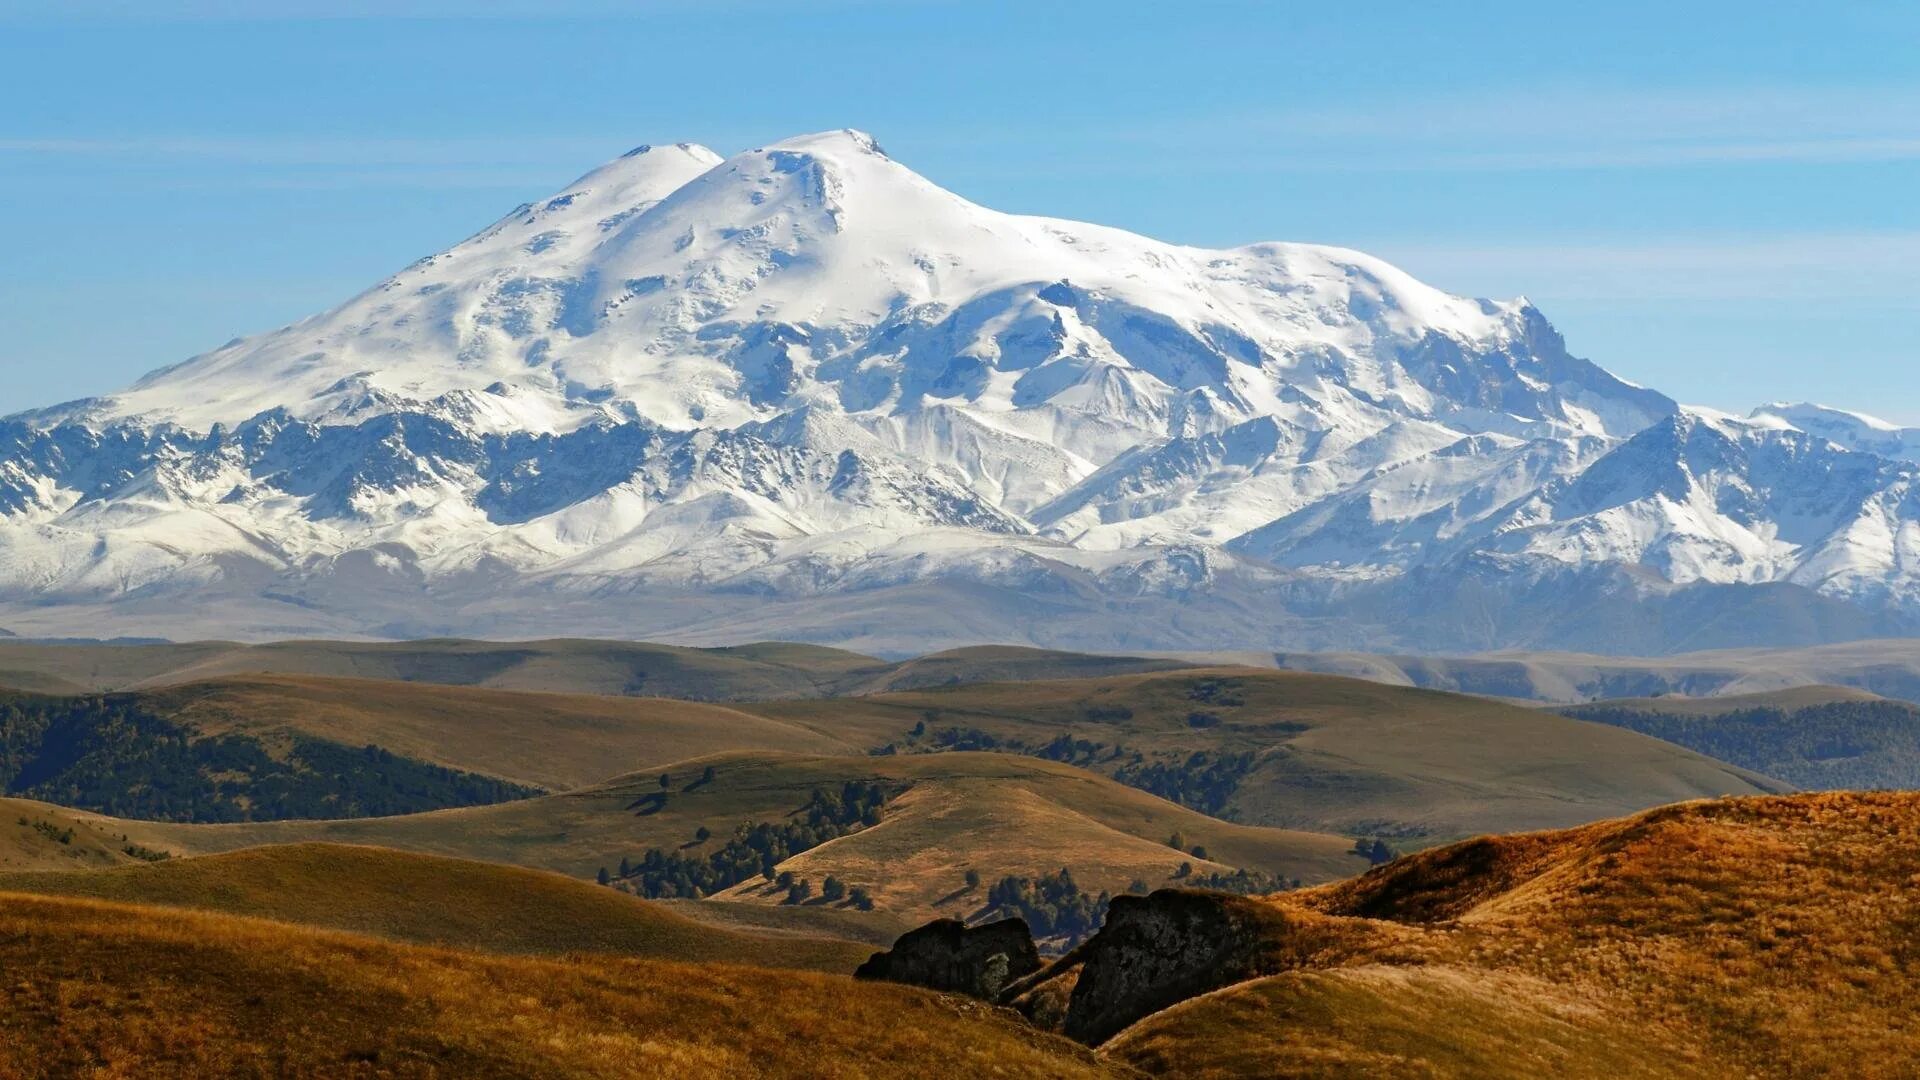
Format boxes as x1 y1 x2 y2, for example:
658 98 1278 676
2 129 1914 652
1749 403 1920 463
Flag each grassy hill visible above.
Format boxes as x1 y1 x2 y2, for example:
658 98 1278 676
0 636 1191 700
23 752 1364 922
1107 964 1707 1079
844 645 1192 694
0 843 870 971
0 689 539 823
139 674 858 789
3 659 1789 855
1 796 173 871
1559 687 1920 790
1095 791 1920 1077
1264 638 1920 705
0 891 1113 1078
749 668 1786 840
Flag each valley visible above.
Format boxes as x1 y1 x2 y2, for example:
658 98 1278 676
0 635 1914 1076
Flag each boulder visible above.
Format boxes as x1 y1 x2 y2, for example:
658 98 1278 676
854 917 1041 1000
1063 890 1291 1045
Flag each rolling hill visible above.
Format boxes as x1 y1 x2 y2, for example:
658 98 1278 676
0 688 540 823
747 668 1787 839
136 674 858 790
1266 637 1920 705
10 752 1366 922
0 636 1190 700
2 796 174 871
0 842 871 971
1558 686 1920 790
0 891 1111 1078
1080 791 1920 1077
11 791 1918 1076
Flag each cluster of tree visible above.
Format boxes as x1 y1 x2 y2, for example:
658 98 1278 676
0 693 537 823
607 782 889 900
1163 830 1209 856
878 716 1262 817
1179 867 1299 895
1560 699 1920 791
1185 678 1246 707
18 816 72 844
882 724 1118 769
1113 750 1257 815
1351 837 1401 865
982 868 1110 946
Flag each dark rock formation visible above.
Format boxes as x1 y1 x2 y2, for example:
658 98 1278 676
854 917 1041 1000
1063 889 1293 1045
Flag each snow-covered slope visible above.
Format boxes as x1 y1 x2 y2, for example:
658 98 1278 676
1750 403 1920 463
2 129 1914 651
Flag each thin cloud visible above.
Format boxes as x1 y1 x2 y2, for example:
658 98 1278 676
1377 231 1920 303
0 134 643 166
1094 84 1920 173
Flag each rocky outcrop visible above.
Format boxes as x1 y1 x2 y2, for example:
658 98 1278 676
1062 890 1295 1045
854 917 1041 1000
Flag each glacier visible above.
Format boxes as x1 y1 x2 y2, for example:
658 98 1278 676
2 129 1915 653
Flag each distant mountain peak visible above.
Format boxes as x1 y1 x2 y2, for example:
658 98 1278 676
1 132 1913 651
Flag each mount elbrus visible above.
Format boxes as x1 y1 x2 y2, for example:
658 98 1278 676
4 130 1917 651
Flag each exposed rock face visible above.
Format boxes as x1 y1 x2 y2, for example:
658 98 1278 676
1063 890 1291 1045
853 917 1041 1000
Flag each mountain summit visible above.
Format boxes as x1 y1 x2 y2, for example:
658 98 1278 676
3 131 1914 651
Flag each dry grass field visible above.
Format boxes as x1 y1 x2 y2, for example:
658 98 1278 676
0 637 1190 700
4 787 1914 1076
1 797 168 871
751 668 1786 838
1104 791 1920 1077
0 843 872 971
140 674 858 789
0 891 1117 1078
0 751 1364 916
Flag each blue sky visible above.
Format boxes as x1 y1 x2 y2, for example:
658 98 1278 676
2 2 1917 421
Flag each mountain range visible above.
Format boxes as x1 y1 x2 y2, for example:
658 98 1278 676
4 129 1917 653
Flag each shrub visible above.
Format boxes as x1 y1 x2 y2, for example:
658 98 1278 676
983 868 1109 947
613 783 890 899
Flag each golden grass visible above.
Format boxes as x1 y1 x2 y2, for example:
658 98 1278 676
750 667 1784 839
716 778 1254 922
1110 791 1920 1078
0 892 1121 1078
142 674 857 789
0 636 1181 700
0 797 162 871
1105 964 1712 1079
0 842 871 972
65 751 1360 913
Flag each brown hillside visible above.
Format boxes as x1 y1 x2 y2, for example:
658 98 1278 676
140 674 856 789
1 797 163 871
0 636 1189 700
1099 791 1920 1077
1564 683 1889 715
0 843 870 972
751 668 1786 839
23 752 1364 917
0 892 1117 1078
